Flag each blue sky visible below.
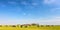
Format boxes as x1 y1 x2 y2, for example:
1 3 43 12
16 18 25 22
0 0 60 25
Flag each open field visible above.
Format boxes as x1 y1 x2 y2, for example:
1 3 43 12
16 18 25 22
0 24 60 30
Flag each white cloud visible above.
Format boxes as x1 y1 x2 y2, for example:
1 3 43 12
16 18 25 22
0 16 60 25
52 16 60 19
51 8 60 12
23 13 26 15
44 0 54 4
0 14 60 25
44 0 60 5
21 1 28 5
55 16 60 18
44 0 55 4
0 19 60 25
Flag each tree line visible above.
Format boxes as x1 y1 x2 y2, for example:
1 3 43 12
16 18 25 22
0 23 59 28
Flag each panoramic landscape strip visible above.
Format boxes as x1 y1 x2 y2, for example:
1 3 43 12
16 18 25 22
0 23 60 30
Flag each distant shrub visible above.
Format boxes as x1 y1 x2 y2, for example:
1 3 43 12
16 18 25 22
41 25 44 27
46 25 50 27
31 23 39 26
25 25 27 28
37 25 39 27
20 25 23 28
5 25 8 27
0 25 2 27
11 25 16 27
51 25 54 27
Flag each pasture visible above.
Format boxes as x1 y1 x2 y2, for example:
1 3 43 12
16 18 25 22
0 24 60 30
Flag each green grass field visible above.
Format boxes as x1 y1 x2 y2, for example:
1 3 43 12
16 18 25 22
0 24 60 30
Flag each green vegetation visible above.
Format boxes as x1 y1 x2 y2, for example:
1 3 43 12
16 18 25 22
0 24 60 30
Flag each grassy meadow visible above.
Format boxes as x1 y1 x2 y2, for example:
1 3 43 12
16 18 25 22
0 24 60 30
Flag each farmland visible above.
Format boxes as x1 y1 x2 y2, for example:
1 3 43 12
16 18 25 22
0 24 60 30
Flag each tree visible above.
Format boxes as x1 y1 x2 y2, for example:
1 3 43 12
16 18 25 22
11 25 16 27
25 25 27 28
0 25 2 27
41 25 44 27
46 25 50 27
20 25 23 28
31 23 38 26
37 25 39 27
